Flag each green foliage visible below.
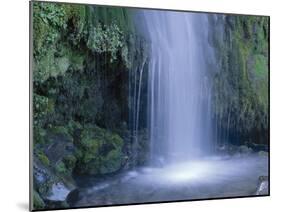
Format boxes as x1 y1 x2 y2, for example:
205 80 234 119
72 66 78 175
55 161 67 174
49 126 72 141
33 190 45 209
34 127 46 144
34 94 52 125
100 149 123 174
87 6 135 33
32 2 137 83
32 1 146 183
87 23 124 62
75 126 124 175
63 4 86 45
33 2 65 59
254 54 268 77
85 6 138 68
32 2 86 82
67 119 82 135
63 155 77 170
37 151 50 166
211 15 269 140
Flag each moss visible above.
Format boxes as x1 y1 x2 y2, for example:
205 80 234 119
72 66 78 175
88 6 135 33
37 151 50 166
100 149 123 174
34 127 46 144
63 155 77 170
87 22 125 62
79 137 100 163
211 15 269 143
49 126 73 141
67 119 82 135
85 6 138 68
33 190 45 210
63 4 86 45
55 161 67 174
34 94 50 122
108 133 123 150
33 2 66 61
75 126 124 175
32 2 87 82
32 1 146 180
254 54 268 77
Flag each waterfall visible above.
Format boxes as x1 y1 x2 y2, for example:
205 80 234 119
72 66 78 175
142 11 215 164
129 44 147 167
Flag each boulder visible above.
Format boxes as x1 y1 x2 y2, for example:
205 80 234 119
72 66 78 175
33 160 54 196
46 182 72 201
239 145 253 155
258 151 269 157
75 126 124 175
66 188 82 207
33 190 45 210
256 176 269 195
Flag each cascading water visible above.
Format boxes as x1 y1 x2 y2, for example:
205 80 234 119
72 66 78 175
143 11 215 164
73 11 268 207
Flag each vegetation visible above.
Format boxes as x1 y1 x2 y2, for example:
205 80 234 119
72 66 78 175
32 2 146 210
210 15 269 145
32 2 269 210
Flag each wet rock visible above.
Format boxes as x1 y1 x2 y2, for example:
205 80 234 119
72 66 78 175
256 176 269 195
239 145 253 154
46 182 72 201
33 157 76 207
33 160 54 196
33 190 45 209
66 189 82 206
258 151 269 157
43 199 69 209
45 127 75 165
75 126 124 175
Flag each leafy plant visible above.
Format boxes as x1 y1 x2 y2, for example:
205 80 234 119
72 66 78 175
87 22 125 62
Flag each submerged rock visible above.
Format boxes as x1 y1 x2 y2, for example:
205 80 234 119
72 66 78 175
256 176 269 195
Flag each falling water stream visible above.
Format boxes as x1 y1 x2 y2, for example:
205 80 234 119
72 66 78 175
145 11 214 164
73 10 268 207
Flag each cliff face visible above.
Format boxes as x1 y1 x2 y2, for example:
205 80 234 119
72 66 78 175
32 2 148 209
209 15 269 146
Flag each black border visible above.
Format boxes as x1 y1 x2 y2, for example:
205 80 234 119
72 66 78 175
29 0 270 211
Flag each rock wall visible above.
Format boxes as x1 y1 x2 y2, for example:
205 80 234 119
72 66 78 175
32 2 148 209
209 15 269 146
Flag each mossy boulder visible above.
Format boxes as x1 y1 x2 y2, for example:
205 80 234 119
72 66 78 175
33 190 46 210
75 126 124 175
100 149 123 174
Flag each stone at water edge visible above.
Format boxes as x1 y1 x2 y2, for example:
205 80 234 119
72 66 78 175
46 182 72 201
256 176 269 195
66 188 81 207
239 145 253 154
33 190 46 209
258 151 269 157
